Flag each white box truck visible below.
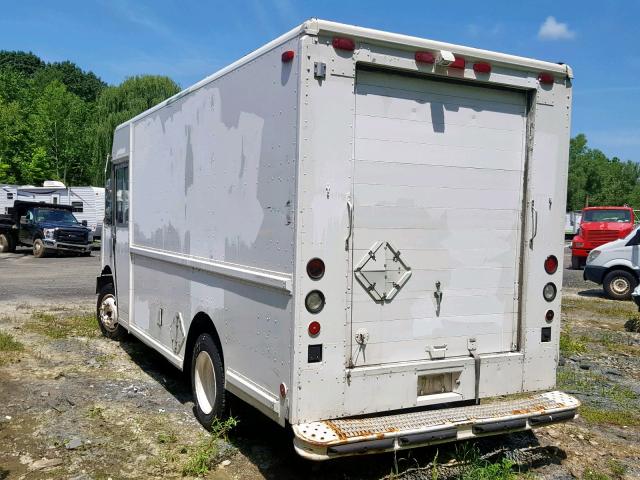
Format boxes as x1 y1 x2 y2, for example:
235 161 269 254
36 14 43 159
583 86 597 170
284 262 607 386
96 19 579 459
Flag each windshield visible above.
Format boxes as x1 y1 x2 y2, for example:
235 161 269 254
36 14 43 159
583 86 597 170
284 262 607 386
32 208 79 224
582 209 631 223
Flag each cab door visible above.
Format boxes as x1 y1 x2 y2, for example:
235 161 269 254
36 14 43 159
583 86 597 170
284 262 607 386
113 162 130 323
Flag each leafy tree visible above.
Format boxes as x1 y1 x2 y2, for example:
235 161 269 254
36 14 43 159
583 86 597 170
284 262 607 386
0 51 45 76
33 61 105 102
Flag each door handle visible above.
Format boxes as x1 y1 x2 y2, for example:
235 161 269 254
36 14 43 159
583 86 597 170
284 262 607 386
529 200 538 249
345 200 353 251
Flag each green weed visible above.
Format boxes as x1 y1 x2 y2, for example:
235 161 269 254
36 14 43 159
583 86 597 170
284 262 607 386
559 329 587 356
181 417 237 476
26 310 97 339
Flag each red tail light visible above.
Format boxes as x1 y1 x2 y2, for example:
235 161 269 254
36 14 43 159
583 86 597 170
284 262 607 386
307 258 325 280
332 37 355 51
473 62 491 74
281 50 294 63
544 255 558 274
538 72 554 85
415 51 435 64
308 321 321 336
545 310 555 322
449 57 465 69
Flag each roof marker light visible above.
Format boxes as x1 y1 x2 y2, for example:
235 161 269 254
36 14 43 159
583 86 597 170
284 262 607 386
538 72 554 85
449 56 465 69
281 50 295 63
473 62 491 74
415 51 435 64
332 37 355 51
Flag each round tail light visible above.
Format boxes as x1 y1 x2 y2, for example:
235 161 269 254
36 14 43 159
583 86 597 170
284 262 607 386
306 258 325 280
544 255 558 274
545 310 555 322
305 290 325 314
543 283 557 302
308 321 321 336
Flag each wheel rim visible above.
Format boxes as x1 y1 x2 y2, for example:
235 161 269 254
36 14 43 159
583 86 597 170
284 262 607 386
611 278 630 295
99 294 118 331
0 236 7 251
34 241 42 255
194 350 216 415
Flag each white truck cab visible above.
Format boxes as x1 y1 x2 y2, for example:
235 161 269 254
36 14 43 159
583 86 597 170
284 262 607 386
584 226 640 300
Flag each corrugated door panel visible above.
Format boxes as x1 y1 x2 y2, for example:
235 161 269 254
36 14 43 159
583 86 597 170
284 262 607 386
350 69 527 366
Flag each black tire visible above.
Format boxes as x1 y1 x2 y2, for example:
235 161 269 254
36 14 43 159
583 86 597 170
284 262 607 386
32 238 47 258
96 283 126 340
81 251 92 257
603 270 637 301
571 255 582 270
191 333 226 429
0 233 15 253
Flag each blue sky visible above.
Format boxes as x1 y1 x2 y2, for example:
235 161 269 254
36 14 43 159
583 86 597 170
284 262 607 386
1 0 639 160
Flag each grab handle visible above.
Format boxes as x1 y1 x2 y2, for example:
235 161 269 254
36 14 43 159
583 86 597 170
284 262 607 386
529 200 538 249
345 200 353 251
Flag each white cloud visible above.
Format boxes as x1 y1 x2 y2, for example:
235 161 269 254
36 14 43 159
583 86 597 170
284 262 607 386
538 16 575 40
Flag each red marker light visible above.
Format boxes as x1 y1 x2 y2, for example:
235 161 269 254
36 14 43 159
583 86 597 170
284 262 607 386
449 56 465 69
415 51 435 64
281 50 295 62
545 310 555 322
308 321 321 336
538 72 554 85
544 255 558 274
306 258 325 280
473 62 491 74
332 37 355 51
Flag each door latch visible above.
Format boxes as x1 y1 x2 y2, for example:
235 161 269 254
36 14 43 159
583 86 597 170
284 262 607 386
434 281 443 317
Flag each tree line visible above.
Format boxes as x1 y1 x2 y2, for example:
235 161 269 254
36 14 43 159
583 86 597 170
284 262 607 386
0 51 179 186
0 50 638 211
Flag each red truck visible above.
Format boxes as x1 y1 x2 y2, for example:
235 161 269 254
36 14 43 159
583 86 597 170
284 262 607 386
571 206 635 269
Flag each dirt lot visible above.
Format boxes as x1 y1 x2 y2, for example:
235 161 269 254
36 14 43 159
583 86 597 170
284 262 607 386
1 248 639 479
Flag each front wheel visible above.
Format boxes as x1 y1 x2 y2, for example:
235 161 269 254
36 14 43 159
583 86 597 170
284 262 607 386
191 333 226 429
96 283 126 339
571 255 583 270
32 238 47 258
603 270 637 301
0 233 15 253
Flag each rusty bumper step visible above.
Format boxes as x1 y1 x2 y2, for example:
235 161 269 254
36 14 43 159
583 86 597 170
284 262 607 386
292 391 579 460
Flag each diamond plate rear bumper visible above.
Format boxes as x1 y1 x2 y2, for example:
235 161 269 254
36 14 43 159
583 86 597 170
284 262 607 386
292 391 579 460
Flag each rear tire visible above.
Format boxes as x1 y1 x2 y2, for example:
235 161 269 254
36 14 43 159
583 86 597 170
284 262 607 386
32 238 47 258
0 233 15 253
571 255 582 270
191 333 226 429
603 270 637 301
96 282 126 340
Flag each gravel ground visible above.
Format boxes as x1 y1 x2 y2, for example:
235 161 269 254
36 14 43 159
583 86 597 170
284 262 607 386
0 243 638 479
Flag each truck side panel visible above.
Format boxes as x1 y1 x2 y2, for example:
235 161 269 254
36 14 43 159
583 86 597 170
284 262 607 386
126 37 301 422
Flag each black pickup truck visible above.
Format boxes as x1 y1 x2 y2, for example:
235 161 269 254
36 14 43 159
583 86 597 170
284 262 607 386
0 201 93 257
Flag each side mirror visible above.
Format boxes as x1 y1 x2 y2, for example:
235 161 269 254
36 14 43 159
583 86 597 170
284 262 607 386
82 220 88 227
20 216 28 225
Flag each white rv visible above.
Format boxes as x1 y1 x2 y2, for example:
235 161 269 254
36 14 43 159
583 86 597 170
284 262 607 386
96 20 578 459
1 182 105 239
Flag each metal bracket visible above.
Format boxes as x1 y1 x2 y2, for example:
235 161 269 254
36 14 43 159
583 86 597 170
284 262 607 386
314 62 326 79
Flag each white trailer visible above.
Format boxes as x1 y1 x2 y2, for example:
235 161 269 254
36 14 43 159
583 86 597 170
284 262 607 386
97 19 579 460
1 183 105 238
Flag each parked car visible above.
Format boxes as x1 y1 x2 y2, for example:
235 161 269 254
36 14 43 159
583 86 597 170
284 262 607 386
583 226 640 300
0 200 92 257
571 206 635 269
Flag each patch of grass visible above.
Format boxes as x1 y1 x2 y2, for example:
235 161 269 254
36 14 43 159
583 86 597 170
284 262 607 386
88 406 104 419
560 329 587 356
0 331 23 352
181 417 237 477
582 469 612 480
157 432 178 444
461 458 516 480
26 310 97 339
579 405 640 427
562 296 636 321
557 369 637 405
607 459 627 477
624 317 640 332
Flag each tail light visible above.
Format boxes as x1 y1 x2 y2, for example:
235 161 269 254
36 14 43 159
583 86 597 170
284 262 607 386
544 255 558 274
543 283 557 302
305 290 325 314
306 258 325 280
308 321 321 336
545 310 554 322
